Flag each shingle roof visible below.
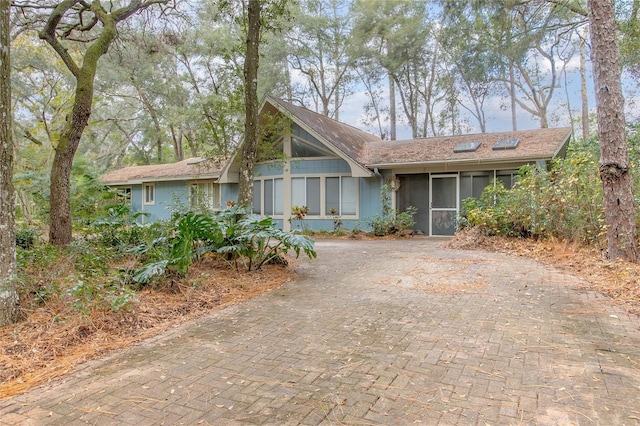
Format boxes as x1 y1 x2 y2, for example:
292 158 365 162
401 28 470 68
267 96 382 164
102 97 573 184
100 157 225 185
364 127 572 167
266 97 571 168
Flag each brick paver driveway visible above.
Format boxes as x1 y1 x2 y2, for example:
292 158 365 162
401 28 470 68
2 238 640 425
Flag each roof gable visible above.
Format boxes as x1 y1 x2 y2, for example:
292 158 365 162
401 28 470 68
266 96 382 165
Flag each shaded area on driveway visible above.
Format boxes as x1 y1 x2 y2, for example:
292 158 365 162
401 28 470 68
2 238 640 425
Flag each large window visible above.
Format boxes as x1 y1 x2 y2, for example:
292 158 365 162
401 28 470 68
143 183 155 205
190 182 221 211
291 177 321 215
291 137 333 158
263 178 283 215
460 173 491 200
326 176 357 215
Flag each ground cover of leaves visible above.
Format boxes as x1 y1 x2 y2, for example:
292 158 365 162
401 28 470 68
446 228 640 317
0 256 295 400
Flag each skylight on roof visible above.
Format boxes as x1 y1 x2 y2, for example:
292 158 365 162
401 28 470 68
187 158 206 165
492 138 520 150
454 141 481 153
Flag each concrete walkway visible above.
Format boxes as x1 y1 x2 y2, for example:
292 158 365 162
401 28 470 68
2 239 640 425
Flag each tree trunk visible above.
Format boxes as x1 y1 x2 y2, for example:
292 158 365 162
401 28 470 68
580 28 590 141
237 0 261 208
35 1 168 245
46 9 117 245
509 62 518 131
0 0 19 325
588 0 638 262
389 72 396 141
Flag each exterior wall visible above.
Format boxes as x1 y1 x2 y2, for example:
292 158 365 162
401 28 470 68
359 174 384 219
139 181 188 223
254 163 284 177
222 183 238 206
291 159 350 174
251 134 373 232
131 184 143 216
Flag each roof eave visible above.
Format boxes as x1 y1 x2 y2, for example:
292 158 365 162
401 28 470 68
102 174 221 186
367 155 556 169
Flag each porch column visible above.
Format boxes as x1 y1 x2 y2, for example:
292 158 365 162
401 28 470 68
283 135 292 232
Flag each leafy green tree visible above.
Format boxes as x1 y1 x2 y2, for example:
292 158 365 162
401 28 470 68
351 0 432 138
287 0 355 119
618 0 640 78
441 0 581 130
13 1 172 246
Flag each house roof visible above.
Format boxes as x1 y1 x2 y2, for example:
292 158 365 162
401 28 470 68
100 157 225 185
265 97 572 169
266 96 383 164
102 97 573 185
364 127 573 167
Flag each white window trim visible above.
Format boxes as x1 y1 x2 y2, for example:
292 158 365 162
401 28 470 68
253 177 285 217
189 181 221 211
143 183 155 205
254 174 359 219
291 176 321 216
323 175 359 218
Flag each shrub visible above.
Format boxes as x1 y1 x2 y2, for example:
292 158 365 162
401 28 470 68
459 141 606 244
365 180 417 236
132 207 317 283
15 225 39 249
217 207 317 271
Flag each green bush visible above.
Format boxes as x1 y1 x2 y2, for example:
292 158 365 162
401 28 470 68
365 180 418 236
217 211 317 271
15 225 39 249
459 141 606 244
131 206 317 284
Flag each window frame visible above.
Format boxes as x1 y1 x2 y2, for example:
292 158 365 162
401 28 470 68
143 183 155 205
116 187 132 205
325 175 358 217
291 176 321 216
260 177 284 216
189 181 221 211
253 174 359 219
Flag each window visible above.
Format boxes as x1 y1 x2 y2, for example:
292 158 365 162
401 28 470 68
291 177 321 215
326 176 357 215
497 170 517 190
291 137 333 158
143 183 155 205
252 181 261 214
264 178 283 215
116 187 132 205
460 173 490 200
493 138 520 150
190 182 221 211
